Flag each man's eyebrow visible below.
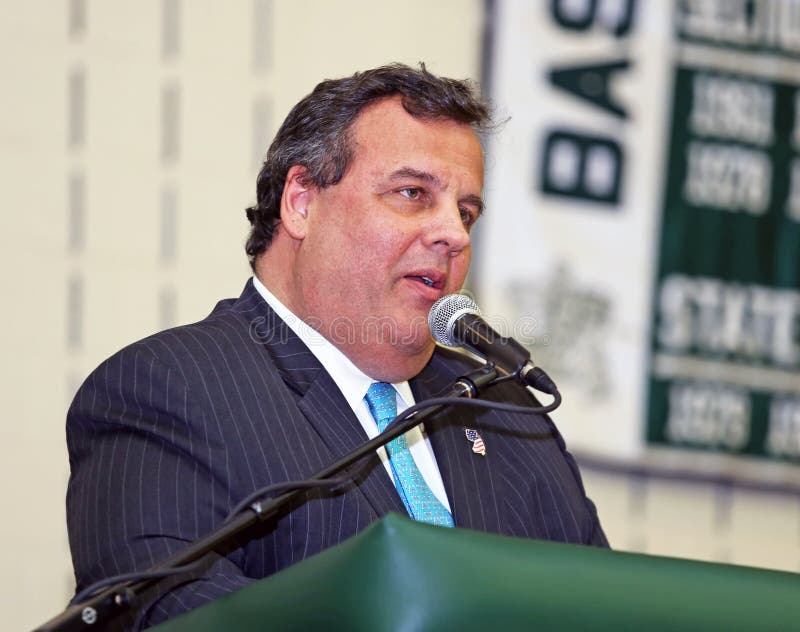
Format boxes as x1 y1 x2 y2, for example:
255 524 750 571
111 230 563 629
387 166 442 187
387 166 485 215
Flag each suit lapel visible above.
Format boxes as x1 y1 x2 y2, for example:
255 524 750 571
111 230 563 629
295 373 407 518
233 280 405 518
412 352 504 534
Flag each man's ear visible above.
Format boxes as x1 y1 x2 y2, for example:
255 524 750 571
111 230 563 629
280 165 313 240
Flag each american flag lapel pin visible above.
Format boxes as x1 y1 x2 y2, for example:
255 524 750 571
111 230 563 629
464 428 486 456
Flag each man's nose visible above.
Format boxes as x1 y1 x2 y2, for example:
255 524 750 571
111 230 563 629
424 203 471 256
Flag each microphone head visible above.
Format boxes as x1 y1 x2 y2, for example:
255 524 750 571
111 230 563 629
428 294 481 347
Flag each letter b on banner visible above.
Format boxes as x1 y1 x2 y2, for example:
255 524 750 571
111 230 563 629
540 129 624 204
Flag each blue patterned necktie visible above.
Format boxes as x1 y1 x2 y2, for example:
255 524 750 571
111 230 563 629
364 382 454 527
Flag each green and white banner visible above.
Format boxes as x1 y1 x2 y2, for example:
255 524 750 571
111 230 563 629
478 0 800 481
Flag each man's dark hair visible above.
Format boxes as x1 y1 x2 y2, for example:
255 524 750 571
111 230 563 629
244 63 492 266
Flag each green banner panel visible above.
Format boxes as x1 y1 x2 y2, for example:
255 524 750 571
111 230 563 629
647 4 800 463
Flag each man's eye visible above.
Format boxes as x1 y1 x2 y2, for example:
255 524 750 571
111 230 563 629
460 208 477 227
399 187 423 200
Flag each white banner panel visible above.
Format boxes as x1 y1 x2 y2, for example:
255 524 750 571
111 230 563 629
477 0 673 458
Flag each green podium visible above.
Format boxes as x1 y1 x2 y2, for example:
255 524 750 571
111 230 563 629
153 513 800 631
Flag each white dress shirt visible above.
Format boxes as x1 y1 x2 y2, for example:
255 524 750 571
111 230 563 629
252 276 451 511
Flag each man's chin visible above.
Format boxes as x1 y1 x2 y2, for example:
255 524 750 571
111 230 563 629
396 329 435 355
372 347 435 383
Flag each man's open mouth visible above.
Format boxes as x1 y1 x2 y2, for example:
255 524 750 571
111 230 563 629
405 272 444 290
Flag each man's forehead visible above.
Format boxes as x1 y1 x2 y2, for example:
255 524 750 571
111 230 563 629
349 98 484 177
352 96 481 145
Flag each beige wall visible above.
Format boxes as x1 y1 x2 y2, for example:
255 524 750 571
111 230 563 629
3 2 798 630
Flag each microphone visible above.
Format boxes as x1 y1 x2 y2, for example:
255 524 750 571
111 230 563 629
428 294 559 395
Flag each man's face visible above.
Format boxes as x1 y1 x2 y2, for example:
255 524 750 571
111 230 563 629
289 96 484 381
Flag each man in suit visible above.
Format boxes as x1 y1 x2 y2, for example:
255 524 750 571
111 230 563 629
67 64 607 628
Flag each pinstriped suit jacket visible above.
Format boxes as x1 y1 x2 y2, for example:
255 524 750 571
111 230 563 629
66 279 607 627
